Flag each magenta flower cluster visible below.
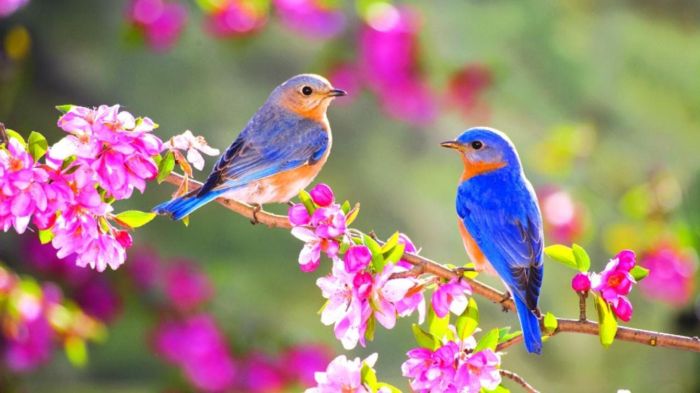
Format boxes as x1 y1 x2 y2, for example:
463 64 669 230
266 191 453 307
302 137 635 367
402 330 501 393
0 0 29 17
127 0 187 51
571 250 638 321
305 353 389 393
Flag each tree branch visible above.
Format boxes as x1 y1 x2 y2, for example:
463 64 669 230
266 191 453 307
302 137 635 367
163 172 700 353
500 369 539 393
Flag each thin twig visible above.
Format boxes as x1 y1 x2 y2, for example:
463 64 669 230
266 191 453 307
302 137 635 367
500 369 539 393
0 123 7 145
162 172 700 353
578 292 588 321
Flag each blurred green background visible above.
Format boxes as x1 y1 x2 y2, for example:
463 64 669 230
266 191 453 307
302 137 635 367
2 1 700 392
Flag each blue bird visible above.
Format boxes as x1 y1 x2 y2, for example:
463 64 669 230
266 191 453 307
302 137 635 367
441 127 544 354
154 74 346 220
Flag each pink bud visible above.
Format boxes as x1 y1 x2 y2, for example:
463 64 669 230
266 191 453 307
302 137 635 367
310 183 334 207
616 250 636 271
288 204 311 226
571 273 591 292
115 230 133 248
353 272 373 300
344 245 371 274
611 296 633 322
398 233 417 254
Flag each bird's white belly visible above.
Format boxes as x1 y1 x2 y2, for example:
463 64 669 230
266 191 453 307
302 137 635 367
220 174 315 205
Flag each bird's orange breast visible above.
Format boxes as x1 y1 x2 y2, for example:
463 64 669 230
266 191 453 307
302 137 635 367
457 219 491 272
460 156 507 182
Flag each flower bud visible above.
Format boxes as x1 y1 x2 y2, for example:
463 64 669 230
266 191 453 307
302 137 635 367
344 245 371 274
115 230 133 248
288 203 311 226
571 273 591 292
310 183 334 207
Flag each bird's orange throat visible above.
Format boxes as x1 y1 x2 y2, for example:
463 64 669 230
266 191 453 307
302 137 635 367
460 155 507 182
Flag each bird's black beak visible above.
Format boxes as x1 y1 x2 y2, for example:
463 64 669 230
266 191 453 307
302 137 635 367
440 140 463 150
328 88 348 97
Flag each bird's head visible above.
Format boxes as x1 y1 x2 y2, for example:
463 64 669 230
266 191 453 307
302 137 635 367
441 127 522 181
270 74 347 121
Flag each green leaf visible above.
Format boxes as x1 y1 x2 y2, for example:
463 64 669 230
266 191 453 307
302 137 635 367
341 200 351 214
55 104 75 113
299 189 316 213
64 336 87 368
115 210 157 228
5 129 26 146
498 328 522 344
455 297 479 340
630 265 650 281
156 150 175 183
384 242 405 265
543 312 558 334
427 306 450 341
572 243 591 272
594 295 617 347
182 215 190 227
365 315 376 342
474 328 499 352
381 231 400 253
483 385 511 393
360 361 378 390
544 244 577 269
412 323 437 350
38 229 54 244
345 204 360 226
376 383 402 393
364 234 385 272
27 131 49 161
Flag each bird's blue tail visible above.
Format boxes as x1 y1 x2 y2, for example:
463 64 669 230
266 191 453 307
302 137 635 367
513 295 542 354
153 190 222 221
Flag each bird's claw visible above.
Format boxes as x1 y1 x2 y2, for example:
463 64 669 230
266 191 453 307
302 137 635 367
250 204 262 225
499 292 512 313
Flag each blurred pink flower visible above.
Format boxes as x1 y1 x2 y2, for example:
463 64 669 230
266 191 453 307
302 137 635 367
205 0 267 38
273 0 345 39
640 244 696 306
4 314 53 373
305 353 377 393
538 186 586 245
153 315 237 392
309 183 334 207
282 344 333 387
242 352 285 392
447 64 493 119
126 249 161 290
0 0 29 17
74 277 122 323
431 278 472 318
328 64 361 105
127 0 188 51
164 261 213 312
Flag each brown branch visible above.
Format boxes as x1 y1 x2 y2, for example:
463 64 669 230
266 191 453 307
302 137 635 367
500 369 539 393
162 172 700 353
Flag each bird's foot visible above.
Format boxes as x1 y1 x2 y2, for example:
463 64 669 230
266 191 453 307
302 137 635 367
534 307 542 319
499 292 512 313
250 204 262 225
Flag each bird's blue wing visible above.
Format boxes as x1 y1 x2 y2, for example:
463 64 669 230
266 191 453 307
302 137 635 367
457 176 544 310
197 110 328 197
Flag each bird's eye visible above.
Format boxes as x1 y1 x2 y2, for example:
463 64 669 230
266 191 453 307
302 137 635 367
471 141 483 150
302 86 313 96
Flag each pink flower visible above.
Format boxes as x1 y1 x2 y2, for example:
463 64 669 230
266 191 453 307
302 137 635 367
4 314 53 373
611 296 633 322
273 0 345 39
282 344 333 387
288 203 311 226
591 250 638 321
639 244 695 306
455 349 501 392
305 353 377 393
126 249 161 290
402 342 459 393
571 273 591 292
163 130 220 171
316 259 366 349
371 263 416 329
310 183 334 207
538 186 586 245
328 64 361 105
344 245 371 274
310 205 346 238
164 261 213 312
128 0 187 51
431 278 472 318
447 64 493 120
205 0 267 38
291 204 346 272
74 277 122 323
291 227 333 272
152 315 237 392
0 0 29 17
395 234 425 322
242 352 285 392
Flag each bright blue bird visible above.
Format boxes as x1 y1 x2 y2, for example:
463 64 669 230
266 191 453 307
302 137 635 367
441 127 544 354
154 74 346 220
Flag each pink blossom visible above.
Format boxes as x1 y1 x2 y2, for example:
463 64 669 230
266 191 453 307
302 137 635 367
538 186 586 245
152 315 237 392
126 249 161 290
291 204 346 272
640 244 696 306
328 64 361 105
163 130 220 171
455 349 501 392
242 352 285 392
447 64 493 120
205 0 267 38
0 0 29 17
273 0 345 39
291 227 330 272
164 261 213 312
310 204 346 239
371 263 416 329
310 183 334 207
344 245 371 274
288 203 311 226
74 277 122 323
591 250 638 321
305 353 377 393
571 273 591 292
4 314 53 373
431 278 472 318
402 342 459 393
394 233 426 322
611 295 633 322
282 344 333 387
316 259 366 349
127 0 187 51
